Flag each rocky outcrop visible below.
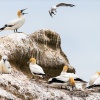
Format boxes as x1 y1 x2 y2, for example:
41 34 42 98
0 29 100 99
0 29 75 78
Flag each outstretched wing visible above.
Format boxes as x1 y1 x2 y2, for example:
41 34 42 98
56 3 75 7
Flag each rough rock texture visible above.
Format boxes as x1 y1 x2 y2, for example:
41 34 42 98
0 67 100 100
0 29 75 78
0 29 100 99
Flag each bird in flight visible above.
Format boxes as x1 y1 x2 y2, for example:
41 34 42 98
49 3 75 18
0 8 27 33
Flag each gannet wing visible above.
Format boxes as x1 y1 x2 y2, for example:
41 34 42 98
56 3 75 7
6 19 19 26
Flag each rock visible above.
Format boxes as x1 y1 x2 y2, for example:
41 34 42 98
0 29 100 99
0 29 75 78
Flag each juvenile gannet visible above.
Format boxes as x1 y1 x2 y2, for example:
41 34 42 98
49 3 75 17
28 58 46 79
0 55 12 74
0 8 27 33
89 72 100 85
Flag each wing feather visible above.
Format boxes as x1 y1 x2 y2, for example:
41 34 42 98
56 3 75 7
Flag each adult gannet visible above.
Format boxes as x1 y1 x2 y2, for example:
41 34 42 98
49 3 75 17
87 77 100 89
0 8 27 33
48 75 85 91
0 55 12 74
89 72 100 86
28 58 46 79
60 66 86 82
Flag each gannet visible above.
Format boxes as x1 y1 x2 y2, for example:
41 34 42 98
48 75 85 91
0 55 12 74
89 72 100 86
0 8 27 33
60 66 87 82
49 3 75 17
28 58 46 79
87 77 100 89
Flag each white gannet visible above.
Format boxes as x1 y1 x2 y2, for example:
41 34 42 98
60 66 86 82
60 66 87 89
0 55 12 74
28 58 46 79
87 77 100 89
49 3 75 17
0 8 27 33
48 75 85 91
89 72 100 86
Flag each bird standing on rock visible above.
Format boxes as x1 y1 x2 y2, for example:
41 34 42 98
0 8 27 33
28 58 46 80
49 3 75 17
0 55 12 74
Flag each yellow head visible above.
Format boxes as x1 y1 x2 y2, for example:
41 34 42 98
63 65 68 72
29 58 36 64
17 8 27 18
17 10 22 18
96 72 100 75
69 77 75 86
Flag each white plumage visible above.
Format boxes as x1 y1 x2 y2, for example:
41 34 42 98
48 66 87 90
28 58 45 79
89 72 100 85
49 3 75 17
0 8 27 33
0 55 12 74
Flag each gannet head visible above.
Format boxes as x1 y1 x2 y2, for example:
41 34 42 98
69 77 75 87
62 65 69 72
17 8 27 17
2 55 8 63
29 58 36 64
96 72 100 75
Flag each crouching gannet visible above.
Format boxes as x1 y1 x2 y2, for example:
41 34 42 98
0 8 27 33
0 55 12 74
28 58 46 79
89 72 100 86
49 3 75 17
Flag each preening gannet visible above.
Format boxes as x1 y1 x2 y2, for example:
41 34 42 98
49 3 75 17
0 8 27 33
89 72 100 86
0 55 12 74
28 58 46 79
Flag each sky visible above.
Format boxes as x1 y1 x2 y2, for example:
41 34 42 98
0 0 100 81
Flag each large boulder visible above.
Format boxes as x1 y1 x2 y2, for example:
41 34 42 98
0 29 75 77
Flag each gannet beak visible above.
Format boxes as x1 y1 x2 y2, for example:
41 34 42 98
21 8 28 14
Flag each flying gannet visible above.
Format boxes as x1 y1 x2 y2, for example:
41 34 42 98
49 3 75 17
28 58 46 80
0 8 27 33
0 55 12 74
89 72 100 86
